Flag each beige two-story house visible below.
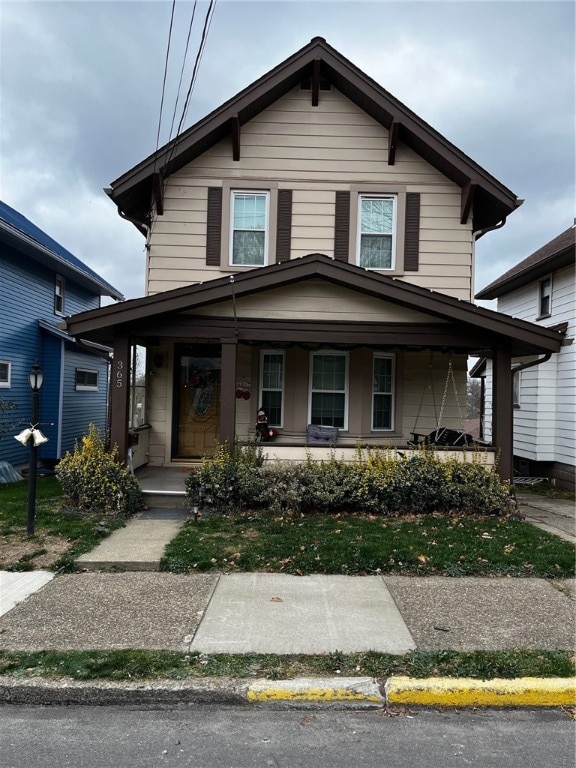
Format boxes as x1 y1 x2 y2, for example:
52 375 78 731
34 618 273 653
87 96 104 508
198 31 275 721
64 38 563 481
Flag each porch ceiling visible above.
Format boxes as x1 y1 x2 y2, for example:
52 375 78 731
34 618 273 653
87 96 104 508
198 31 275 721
63 255 564 357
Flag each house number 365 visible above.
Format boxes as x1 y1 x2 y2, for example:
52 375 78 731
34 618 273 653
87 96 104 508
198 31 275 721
116 360 124 388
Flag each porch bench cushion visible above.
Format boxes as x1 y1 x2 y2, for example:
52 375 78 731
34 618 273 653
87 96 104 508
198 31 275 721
306 424 338 444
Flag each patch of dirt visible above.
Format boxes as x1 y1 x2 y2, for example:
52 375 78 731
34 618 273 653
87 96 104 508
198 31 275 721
0 532 71 570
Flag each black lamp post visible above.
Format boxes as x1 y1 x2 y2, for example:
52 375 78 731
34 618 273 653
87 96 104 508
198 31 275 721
27 362 43 535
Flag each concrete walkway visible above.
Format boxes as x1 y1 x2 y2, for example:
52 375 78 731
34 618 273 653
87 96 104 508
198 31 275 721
0 570 54 617
516 493 575 544
75 508 189 571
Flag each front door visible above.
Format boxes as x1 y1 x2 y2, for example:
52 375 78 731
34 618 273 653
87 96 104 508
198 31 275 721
173 344 221 458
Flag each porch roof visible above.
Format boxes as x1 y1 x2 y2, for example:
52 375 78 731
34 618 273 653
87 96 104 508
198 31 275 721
107 37 521 234
63 254 564 357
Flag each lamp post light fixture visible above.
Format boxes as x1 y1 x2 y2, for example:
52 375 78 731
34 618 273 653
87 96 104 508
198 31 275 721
27 362 43 535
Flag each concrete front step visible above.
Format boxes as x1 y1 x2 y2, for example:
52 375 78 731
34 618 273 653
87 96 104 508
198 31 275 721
142 491 189 510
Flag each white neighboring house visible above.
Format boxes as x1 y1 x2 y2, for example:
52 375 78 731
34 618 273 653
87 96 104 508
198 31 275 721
474 225 575 489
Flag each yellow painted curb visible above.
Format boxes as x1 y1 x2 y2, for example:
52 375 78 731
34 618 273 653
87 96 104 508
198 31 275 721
386 676 576 708
247 677 383 703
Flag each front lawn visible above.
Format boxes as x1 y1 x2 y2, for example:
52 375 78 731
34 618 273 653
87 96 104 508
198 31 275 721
0 477 125 572
161 513 575 578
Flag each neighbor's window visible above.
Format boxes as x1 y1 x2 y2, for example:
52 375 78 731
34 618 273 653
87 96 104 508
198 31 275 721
54 275 65 315
130 345 147 427
75 368 98 390
538 277 552 317
230 191 269 266
357 195 396 269
310 352 348 429
260 350 284 427
513 370 521 407
0 360 11 388
372 355 394 430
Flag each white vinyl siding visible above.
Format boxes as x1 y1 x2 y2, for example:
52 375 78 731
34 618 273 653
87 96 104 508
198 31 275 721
147 86 472 299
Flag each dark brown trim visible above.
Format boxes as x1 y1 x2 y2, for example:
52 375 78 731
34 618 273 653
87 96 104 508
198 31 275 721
311 58 321 106
492 348 513 482
65 254 564 355
109 38 521 232
334 192 350 262
460 181 476 225
220 340 237 444
276 189 292 262
404 193 420 271
153 172 164 216
388 120 399 166
110 336 130 463
206 187 222 266
231 116 241 161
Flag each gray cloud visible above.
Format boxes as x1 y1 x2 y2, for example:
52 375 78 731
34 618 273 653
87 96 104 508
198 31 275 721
1 0 573 300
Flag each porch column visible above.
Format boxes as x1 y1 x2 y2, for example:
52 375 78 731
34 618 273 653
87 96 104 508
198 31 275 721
492 348 513 483
110 335 130 462
220 339 237 445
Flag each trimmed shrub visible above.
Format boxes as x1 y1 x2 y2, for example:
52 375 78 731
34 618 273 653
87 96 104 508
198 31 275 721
186 443 511 517
56 424 143 516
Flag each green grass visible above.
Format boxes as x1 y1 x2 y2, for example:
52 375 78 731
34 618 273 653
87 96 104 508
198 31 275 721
161 513 575 578
0 477 126 572
0 649 572 681
516 482 575 502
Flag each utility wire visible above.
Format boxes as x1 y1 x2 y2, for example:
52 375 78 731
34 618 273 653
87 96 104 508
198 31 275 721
153 0 177 178
167 0 198 144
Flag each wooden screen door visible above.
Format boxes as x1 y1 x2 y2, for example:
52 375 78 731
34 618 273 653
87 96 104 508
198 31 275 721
173 344 221 458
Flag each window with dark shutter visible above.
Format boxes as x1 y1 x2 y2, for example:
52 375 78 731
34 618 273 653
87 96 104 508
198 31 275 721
404 192 420 271
206 187 223 266
334 191 350 262
276 189 292 263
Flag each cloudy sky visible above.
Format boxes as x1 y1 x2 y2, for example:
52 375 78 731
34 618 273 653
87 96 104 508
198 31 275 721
1 0 573 303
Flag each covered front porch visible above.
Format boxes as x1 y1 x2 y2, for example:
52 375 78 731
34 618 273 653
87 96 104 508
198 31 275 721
63 255 564 483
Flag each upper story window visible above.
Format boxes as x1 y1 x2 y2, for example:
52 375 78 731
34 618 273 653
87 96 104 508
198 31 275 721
54 275 65 315
230 191 269 266
0 360 11 388
260 350 285 427
75 368 98 390
538 277 552 318
357 195 396 270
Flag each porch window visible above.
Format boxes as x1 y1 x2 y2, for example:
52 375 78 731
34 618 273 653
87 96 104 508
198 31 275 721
260 350 284 427
0 360 11 387
310 352 348 429
230 191 268 266
513 370 521 407
54 275 65 315
538 277 551 317
372 355 394 430
75 368 98 390
130 345 147 427
357 195 396 269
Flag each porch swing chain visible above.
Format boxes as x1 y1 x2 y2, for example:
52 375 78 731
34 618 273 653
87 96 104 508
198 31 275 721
412 352 438 434
437 359 465 432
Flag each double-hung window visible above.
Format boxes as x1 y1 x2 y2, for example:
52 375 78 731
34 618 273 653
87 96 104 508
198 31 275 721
372 355 394 430
260 351 284 427
538 277 551 317
357 195 396 269
54 275 65 315
230 191 269 266
309 352 348 429
0 360 11 388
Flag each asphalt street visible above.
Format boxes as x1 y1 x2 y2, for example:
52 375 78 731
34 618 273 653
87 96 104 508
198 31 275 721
1 706 574 768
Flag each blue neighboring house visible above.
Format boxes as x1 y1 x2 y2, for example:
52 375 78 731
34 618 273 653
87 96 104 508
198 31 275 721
0 201 124 468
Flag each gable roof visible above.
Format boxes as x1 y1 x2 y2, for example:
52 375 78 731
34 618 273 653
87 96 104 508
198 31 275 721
64 253 562 356
476 225 576 300
0 200 124 301
108 37 521 234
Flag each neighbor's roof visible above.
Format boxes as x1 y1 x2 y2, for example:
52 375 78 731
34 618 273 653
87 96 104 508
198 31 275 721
108 37 521 234
476 225 575 300
0 200 124 302
64 252 563 357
